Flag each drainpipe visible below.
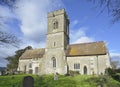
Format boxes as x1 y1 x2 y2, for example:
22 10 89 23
97 55 99 75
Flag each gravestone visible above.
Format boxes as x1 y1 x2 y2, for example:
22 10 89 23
105 69 109 82
100 73 103 81
97 73 103 87
22 76 34 87
54 73 58 80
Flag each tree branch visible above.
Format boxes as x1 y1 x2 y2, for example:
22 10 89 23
0 31 20 47
87 0 120 23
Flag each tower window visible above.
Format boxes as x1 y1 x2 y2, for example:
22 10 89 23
52 57 56 68
53 22 56 29
54 42 56 46
56 21 58 28
53 21 58 29
74 63 80 69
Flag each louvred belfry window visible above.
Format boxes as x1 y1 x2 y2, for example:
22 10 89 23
53 21 58 29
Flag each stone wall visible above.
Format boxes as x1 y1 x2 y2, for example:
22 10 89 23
18 57 45 75
67 54 111 75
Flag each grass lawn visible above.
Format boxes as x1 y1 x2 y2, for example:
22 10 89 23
0 74 120 87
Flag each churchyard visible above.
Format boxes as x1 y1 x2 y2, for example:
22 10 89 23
0 74 120 87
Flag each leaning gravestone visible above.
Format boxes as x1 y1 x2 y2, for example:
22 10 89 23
22 76 34 87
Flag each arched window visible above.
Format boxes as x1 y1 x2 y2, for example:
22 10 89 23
54 42 56 46
53 21 58 29
53 22 56 29
84 66 87 75
29 63 32 68
52 57 56 68
56 21 58 29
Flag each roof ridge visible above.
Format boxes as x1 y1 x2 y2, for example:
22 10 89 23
69 41 105 46
26 48 45 51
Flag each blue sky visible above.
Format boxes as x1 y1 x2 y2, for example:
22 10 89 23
63 0 120 56
0 0 120 67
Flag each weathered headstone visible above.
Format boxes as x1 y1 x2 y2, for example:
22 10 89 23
22 76 34 87
105 69 109 82
98 73 103 87
54 73 58 80
100 73 103 81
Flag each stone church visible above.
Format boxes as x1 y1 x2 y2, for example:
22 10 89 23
18 9 111 75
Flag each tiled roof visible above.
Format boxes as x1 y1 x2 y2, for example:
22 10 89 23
20 48 45 59
66 41 107 56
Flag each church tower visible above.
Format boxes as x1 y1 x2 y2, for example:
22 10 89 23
45 9 69 74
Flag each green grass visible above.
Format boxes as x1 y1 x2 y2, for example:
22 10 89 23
0 74 120 87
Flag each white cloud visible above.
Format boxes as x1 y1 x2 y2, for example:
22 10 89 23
0 5 17 33
70 27 85 41
109 49 120 58
110 52 120 58
20 38 46 48
0 46 17 67
110 52 120 68
73 20 78 25
110 52 120 62
70 27 95 44
74 36 94 44
0 46 16 58
0 59 8 67
15 0 64 43
71 20 79 28
0 0 64 67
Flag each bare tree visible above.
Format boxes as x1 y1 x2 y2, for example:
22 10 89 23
111 61 119 69
0 0 20 47
87 0 120 23
0 31 20 46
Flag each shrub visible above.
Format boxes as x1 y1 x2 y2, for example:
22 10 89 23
64 73 70 76
106 68 120 82
115 69 120 73
106 68 116 76
112 73 120 82
69 70 80 76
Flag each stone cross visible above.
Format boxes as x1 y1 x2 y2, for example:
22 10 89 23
22 76 34 87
